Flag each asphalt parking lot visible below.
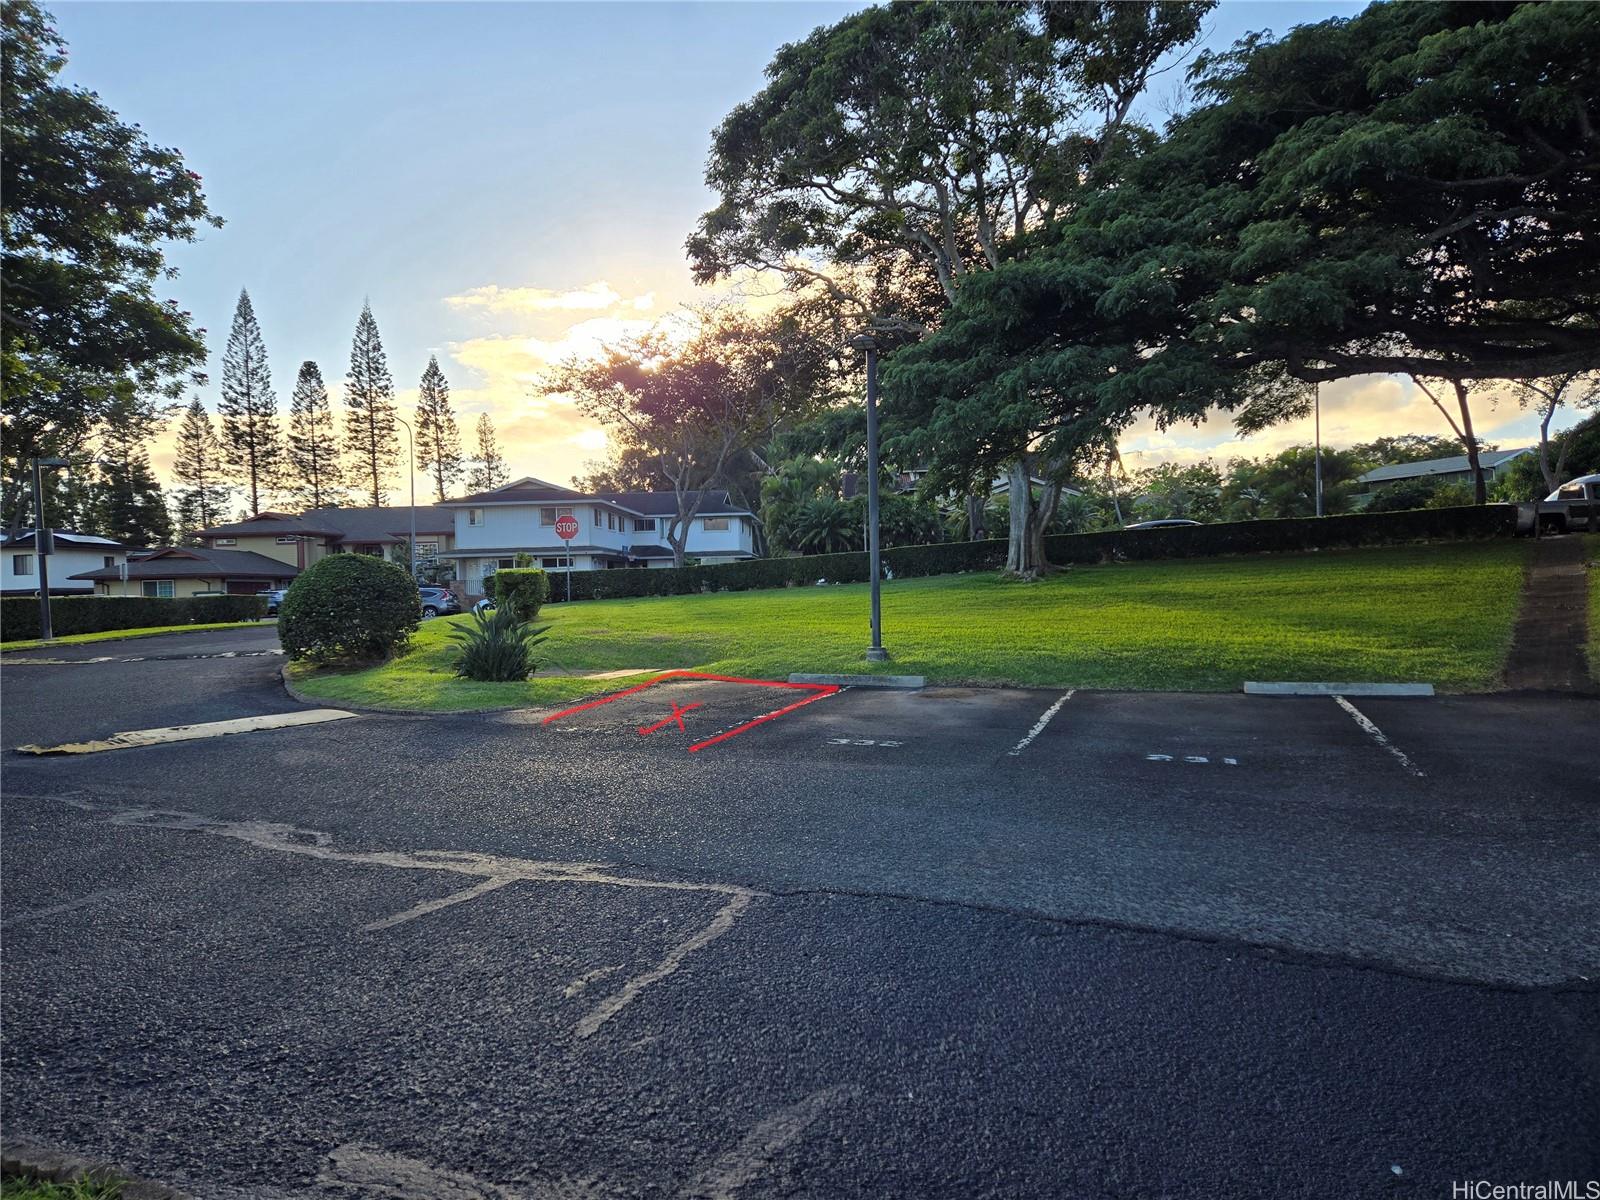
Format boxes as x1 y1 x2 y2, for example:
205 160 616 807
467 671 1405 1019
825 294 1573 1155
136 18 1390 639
2 628 1597 1198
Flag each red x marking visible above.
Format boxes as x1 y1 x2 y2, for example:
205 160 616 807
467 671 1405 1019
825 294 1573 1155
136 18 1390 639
637 700 704 737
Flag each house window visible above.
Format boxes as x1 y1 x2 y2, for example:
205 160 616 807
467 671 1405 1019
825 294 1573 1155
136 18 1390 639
103 556 116 569
11 553 33 575
634 518 656 533
541 557 573 569
607 511 617 531
702 517 730 531
141 579 176 598
214 537 236 546
496 558 516 570
468 508 484 526
275 536 298 544
358 544 382 556
415 541 439 559
541 506 574 527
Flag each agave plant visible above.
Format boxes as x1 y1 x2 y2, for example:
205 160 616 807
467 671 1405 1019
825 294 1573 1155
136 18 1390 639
449 606 550 682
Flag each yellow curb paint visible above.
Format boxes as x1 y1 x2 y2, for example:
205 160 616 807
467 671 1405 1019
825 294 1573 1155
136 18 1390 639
15 708 357 756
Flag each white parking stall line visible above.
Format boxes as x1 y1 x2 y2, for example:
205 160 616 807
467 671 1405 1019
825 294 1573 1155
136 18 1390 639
14 708 357 755
1007 691 1075 757
1332 695 1425 778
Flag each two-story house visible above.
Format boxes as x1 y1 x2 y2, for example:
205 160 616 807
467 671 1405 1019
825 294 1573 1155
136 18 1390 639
2 530 127 596
436 478 758 598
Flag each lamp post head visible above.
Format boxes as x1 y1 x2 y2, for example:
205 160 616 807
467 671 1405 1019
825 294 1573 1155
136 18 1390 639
848 333 878 353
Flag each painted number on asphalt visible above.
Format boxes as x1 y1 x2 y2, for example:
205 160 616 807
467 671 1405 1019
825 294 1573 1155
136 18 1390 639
827 738 905 748
1146 754 1239 765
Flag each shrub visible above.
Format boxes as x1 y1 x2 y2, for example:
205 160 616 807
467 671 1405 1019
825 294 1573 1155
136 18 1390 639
541 504 1516 602
450 605 549 681
492 568 550 621
278 554 419 663
0 594 265 642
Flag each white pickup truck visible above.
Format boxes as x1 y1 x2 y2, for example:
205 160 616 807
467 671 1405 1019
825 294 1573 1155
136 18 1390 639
1520 473 1600 534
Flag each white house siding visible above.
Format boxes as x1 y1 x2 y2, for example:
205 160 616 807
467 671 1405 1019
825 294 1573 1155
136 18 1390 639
689 515 757 562
3 546 124 595
446 494 758 594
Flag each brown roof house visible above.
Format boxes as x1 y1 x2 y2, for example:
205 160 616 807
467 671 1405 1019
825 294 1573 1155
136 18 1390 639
193 506 456 575
71 546 299 598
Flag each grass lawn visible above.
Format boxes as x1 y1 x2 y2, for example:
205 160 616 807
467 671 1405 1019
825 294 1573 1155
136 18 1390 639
0 619 271 653
288 540 1530 711
0 1176 124 1199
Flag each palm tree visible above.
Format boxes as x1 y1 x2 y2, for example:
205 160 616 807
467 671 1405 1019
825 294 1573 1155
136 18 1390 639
794 497 861 554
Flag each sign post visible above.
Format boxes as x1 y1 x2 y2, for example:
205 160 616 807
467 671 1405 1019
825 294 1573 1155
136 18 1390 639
554 513 579 602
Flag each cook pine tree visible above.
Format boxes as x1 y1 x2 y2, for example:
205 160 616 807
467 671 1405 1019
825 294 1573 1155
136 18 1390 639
466 413 508 492
414 355 463 502
287 360 343 509
343 301 400 507
95 389 173 546
171 398 233 541
217 288 282 515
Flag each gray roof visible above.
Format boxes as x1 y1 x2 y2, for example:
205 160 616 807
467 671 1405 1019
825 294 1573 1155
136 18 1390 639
445 477 585 506
70 547 299 581
1 529 125 549
440 477 751 519
1359 447 1533 485
303 505 454 541
197 513 343 538
592 490 749 517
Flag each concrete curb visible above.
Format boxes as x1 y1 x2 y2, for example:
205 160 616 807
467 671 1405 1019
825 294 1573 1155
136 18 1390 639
1243 681 1435 697
2 1135 195 1199
279 664 525 716
788 672 925 689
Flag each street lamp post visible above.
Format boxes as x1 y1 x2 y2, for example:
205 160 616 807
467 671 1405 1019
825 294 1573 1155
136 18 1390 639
30 456 69 642
1313 382 1324 518
394 415 419 581
849 332 887 662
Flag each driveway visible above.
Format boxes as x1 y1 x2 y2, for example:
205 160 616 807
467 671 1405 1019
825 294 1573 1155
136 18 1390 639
2 640 1597 1198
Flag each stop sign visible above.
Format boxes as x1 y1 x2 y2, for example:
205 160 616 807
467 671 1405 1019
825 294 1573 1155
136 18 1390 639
554 514 579 541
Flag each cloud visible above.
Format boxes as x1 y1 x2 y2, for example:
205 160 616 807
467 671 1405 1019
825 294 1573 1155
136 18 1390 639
443 281 653 316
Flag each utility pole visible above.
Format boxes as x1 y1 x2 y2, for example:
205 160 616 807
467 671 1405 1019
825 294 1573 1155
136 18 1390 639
1314 382 1324 518
30 457 69 641
849 333 887 662
395 415 418 582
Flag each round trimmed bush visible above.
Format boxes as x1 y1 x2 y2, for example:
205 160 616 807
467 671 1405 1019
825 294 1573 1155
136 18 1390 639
279 554 420 664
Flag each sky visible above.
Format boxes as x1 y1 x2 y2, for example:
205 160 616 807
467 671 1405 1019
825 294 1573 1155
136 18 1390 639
46 0 1574 499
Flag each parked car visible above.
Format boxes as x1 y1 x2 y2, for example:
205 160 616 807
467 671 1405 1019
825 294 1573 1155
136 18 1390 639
1517 474 1600 535
418 586 461 618
1124 518 1202 530
256 588 288 615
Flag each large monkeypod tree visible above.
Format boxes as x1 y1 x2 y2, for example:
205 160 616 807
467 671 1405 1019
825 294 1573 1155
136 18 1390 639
689 0 1214 574
886 0 1600 545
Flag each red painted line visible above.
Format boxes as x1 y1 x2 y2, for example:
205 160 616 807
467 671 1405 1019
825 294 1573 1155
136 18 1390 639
687 686 840 753
637 700 704 737
540 672 844 755
541 669 832 726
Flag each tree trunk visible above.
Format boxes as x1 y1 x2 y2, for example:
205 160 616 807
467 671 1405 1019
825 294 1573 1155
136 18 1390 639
1003 457 1060 578
1452 380 1487 505
965 494 987 542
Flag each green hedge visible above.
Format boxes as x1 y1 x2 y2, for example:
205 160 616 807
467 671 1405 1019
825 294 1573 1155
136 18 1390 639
492 568 550 621
0 594 267 641
546 504 1517 603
